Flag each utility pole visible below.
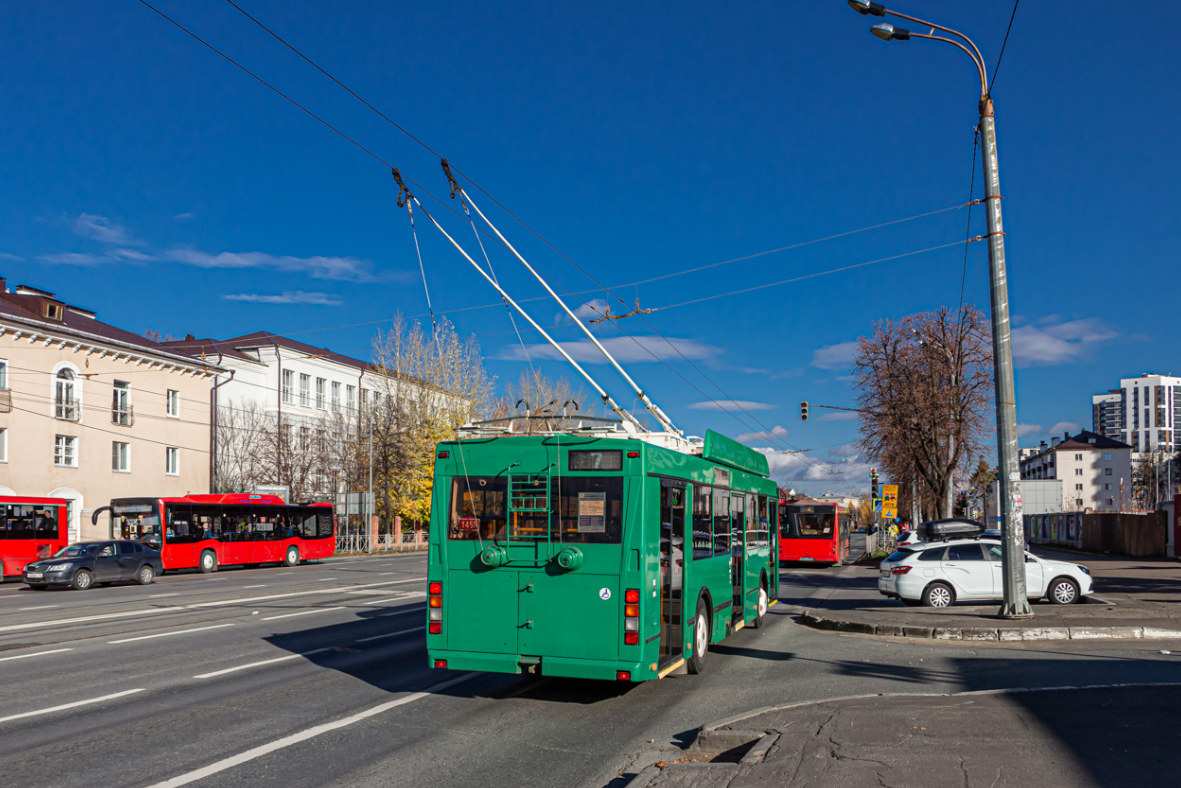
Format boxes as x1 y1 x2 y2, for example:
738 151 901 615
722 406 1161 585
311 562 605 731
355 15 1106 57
846 0 1033 619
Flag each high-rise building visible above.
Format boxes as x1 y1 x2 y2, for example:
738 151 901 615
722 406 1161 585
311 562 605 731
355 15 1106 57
1092 373 1181 454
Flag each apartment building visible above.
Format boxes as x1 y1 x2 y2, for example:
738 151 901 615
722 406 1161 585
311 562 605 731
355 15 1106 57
1091 373 1181 454
0 279 219 541
1019 430 1133 512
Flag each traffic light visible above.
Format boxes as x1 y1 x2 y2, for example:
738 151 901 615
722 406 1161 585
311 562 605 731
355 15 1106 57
870 467 879 500
800 401 809 421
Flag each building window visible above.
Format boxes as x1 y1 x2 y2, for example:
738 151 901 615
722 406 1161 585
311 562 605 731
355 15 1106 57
0 359 7 390
1074 468 1082 476
112 441 130 472
54 435 78 467
0 427 6 462
331 381 341 413
1074 453 1083 461
55 369 79 421
299 374 311 407
346 385 355 413
112 380 132 426
1104 468 1112 476
166 390 180 418
281 370 294 404
1103 452 1112 461
1075 483 1083 491
315 378 326 410
1106 497 1114 506
1105 483 1112 491
165 447 179 476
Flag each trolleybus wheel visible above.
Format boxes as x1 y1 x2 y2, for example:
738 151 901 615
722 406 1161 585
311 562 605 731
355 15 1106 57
137 564 155 585
687 598 710 674
284 546 300 567
752 578 769 629
199 550 218 574
71 569 93 591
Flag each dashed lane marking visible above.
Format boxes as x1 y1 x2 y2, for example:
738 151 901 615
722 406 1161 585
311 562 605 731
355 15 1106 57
0 647 73 662
0 688 145 725
193 648 330 679
109 624 235 644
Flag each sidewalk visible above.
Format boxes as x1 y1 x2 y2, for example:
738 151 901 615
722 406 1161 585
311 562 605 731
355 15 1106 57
789 546 1181 642
628 684 1181 787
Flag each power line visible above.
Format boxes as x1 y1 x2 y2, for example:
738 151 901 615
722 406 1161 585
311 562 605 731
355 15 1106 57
989 0 1021 91
957 130 981 312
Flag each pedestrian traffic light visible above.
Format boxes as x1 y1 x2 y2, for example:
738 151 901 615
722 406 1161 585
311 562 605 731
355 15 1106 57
800 401 809 421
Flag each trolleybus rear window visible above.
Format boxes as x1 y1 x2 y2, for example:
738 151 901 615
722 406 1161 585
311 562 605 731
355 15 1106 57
552 477 622 544
447 476 623 544
449 477 508 540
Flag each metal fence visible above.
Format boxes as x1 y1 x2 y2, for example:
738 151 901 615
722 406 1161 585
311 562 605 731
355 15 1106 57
864 529 895 558
334 532 429 554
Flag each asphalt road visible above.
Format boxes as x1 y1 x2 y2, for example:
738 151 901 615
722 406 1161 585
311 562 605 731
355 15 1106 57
1 544 1179 788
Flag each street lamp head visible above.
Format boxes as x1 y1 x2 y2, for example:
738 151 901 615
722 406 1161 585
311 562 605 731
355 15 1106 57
847 0 887 16
871 22 910 41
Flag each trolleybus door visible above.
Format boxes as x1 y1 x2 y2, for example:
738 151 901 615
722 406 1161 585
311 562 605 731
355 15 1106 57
731 494 745 623
658 480 685 668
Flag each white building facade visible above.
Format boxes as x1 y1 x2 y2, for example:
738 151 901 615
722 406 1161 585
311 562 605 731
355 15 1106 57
1092 373 1181 454
1019 430 1133 512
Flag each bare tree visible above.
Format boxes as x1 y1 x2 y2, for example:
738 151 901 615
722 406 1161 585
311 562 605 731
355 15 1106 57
490 369 601 432
853 306 994 519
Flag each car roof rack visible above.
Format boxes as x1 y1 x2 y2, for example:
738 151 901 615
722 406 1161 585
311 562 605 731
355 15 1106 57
917 518 986 542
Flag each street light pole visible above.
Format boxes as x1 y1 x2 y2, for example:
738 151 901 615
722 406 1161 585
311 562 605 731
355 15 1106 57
847 1 1032 617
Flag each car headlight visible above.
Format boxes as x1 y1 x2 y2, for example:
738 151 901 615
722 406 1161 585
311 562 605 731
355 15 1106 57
1077 565 1090 575
46 563 73 571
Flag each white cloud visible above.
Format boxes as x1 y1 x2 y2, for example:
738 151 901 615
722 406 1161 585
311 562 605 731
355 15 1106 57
572 298 609 321
73 213 141 246
810 341 858 369
164 249 392 282
0 252 24 262
687 399 776 412
754 447 871 486
38 252 110 266
1047 420 1079 436
735 425 789 443
1011 318 1117 367
223 291 344 306
174 213 193 220
818 411 858 422
499 335 718 364
1017 423 1043 437
827 444 860 458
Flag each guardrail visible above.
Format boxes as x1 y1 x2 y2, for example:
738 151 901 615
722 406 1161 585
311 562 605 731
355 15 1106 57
335 533 429 554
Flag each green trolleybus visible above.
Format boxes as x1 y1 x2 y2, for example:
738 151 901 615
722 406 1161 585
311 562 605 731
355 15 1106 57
426 427 779 682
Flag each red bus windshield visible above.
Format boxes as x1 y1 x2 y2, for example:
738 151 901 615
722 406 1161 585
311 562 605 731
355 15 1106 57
780 504 837 540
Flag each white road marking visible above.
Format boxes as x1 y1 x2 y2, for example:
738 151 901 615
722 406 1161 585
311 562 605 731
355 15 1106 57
185 580 409 609
149 593 179 598
109 624 236 644
0 688 145 725
242 584 267 589
0 608 164 634
0 648 73 662
361 592 425 605
18 605 59 611
146 673 475 787
261 607 345 621
193 648 330 679
355 627 420 643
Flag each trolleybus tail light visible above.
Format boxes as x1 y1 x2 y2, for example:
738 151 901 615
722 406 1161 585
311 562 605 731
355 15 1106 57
437 451 449 459
434 659 448 669
890 566 912 575
616 671 631 681
429 581 443 634
627 451 639 458
623 589 640 644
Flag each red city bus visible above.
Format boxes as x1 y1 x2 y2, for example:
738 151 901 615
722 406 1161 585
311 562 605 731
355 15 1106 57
0 497 69 580
106 494 334 573
778 498 851 566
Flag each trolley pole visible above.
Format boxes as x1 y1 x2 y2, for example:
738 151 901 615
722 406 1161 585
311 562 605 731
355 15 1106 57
846 1 1032 617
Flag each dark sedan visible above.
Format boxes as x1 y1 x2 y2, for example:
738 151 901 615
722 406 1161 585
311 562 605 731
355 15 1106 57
22 540 163 590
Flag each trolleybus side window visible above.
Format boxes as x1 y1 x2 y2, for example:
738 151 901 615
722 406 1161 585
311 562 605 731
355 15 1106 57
1 505 58 539
691 487 713 560
448 477 508 540
552 477 624 544
713 492 731 556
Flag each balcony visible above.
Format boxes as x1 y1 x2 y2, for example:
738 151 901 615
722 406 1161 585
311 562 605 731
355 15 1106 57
112 406 134 427
54 397 79 422
0 389 10 414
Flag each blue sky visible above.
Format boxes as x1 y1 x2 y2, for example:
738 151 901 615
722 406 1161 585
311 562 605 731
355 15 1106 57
2 1 1177 494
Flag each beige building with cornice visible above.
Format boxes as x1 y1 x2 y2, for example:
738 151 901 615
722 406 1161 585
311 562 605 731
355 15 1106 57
0 278 222 551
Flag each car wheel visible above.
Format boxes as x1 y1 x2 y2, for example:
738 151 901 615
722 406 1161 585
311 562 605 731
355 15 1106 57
71 569 94 591
137 564 155 586
199 550 217 574
901 598 923 607
1047 577 1079 605
752 578 769 629
687 598 710 674
284 546 300 567
922 582 955 608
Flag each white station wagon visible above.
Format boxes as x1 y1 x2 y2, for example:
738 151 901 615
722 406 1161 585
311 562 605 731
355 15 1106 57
878 538 1095 607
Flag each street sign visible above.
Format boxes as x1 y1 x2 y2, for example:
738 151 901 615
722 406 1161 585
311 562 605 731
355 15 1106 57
253 484 289 503
873 498 883 514
882 484 898 519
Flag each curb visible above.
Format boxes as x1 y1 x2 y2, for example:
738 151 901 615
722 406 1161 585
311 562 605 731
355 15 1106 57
624 682 1181 786
798 609 1181 642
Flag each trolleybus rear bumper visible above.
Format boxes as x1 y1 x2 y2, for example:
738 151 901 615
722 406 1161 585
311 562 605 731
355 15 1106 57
429 650 648 681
